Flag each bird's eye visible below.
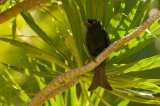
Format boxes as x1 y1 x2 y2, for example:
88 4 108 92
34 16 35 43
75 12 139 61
88 19 97 24
92 20 96 24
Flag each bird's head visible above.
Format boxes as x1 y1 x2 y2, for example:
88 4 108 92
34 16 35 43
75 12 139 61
85 19 101 29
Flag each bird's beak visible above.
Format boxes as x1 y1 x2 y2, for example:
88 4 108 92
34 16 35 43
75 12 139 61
84 21 88 26
84 21 91 27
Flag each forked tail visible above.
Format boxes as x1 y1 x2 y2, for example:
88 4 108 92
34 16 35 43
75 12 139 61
88 60 113 91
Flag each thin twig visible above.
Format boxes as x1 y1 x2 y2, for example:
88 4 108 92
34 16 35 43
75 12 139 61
27 78 79 105
0 0 47 24
28 12 160 106
46 77 79 100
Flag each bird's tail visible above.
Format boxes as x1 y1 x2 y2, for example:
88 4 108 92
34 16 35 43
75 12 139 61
88 60 113 91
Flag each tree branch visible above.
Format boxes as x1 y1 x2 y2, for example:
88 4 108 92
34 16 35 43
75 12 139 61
46 77 79 99
27 77 79 105
0 0 47 24
27 12 160 106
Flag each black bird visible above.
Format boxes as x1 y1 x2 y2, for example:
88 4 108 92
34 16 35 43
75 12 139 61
85 19 113 91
